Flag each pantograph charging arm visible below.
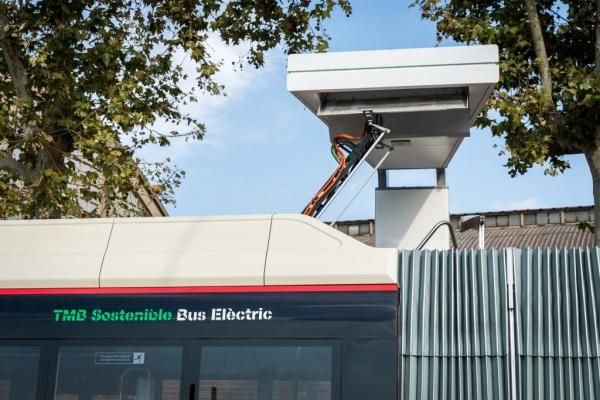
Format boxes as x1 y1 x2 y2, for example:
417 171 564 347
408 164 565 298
302 112 390 218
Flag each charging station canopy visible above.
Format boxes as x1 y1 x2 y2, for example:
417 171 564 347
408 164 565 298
287 45 499 169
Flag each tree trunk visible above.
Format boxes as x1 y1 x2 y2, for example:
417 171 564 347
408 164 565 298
592 0 600 245
0 4 56 183
0 8 32 105
524 0 553 103
527 0 600 244
586 139 600 245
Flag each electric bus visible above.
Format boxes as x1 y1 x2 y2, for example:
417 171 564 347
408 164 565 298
0 215 398 400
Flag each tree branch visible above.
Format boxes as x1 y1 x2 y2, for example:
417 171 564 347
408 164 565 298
0 157 42 179
0 4 40 143
0 9 31 102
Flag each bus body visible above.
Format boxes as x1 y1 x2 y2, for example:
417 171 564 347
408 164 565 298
0 215 399 400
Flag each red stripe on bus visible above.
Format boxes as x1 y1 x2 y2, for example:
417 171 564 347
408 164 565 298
0 284 398 295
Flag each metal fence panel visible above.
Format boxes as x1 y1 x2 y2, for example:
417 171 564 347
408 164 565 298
400 250 508 357
514 248 600 399
520 356 600 399
401 355 508 400
399 249 510 400
399 248 600 400
514 248 600 357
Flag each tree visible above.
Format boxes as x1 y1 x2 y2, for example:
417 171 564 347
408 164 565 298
0 0 351 218
413 0 600 243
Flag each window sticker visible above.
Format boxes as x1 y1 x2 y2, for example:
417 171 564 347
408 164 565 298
94 352 145 365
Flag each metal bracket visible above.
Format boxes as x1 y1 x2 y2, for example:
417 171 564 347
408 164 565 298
363 109 375 124
369 122 391 134
363 109 390 134
376 141 393 151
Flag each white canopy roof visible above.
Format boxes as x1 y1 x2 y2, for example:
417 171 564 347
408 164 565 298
287 45 499 169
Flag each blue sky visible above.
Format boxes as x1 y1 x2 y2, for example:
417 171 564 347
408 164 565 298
156 0 592 220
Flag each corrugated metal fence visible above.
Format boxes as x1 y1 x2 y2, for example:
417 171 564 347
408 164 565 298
399 248 600 400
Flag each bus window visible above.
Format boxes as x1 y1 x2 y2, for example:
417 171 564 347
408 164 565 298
198 345 334 400
0 346 40 400
54 346 182 400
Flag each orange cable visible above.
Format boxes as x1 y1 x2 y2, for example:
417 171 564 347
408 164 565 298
302 127 367 216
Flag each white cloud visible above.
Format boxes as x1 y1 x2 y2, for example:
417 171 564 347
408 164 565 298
485 196 542 212
177 34 285 121
137 35 285 162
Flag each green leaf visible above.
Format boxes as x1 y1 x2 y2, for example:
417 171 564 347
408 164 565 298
0 0 351 218
102 53 111 67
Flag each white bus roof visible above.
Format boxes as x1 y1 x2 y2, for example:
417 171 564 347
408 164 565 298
0 214 398 289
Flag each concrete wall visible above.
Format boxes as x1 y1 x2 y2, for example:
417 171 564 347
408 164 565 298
375 187 449 249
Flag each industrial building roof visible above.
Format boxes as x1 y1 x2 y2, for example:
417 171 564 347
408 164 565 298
334 205 595 249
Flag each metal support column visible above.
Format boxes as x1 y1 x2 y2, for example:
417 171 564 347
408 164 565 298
505 249 519 400
436 168 446 188
378 169 388 189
